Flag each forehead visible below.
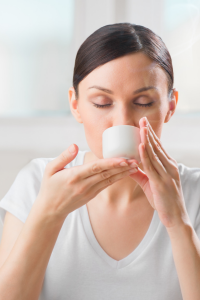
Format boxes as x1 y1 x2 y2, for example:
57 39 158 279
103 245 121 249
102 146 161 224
79 52 168 95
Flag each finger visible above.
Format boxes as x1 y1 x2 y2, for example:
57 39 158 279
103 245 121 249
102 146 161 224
139 141 161 181
148 122 178 166
46 144 79 176
147 128 179 178
73 157 139 180
88 167 138 196
140 117 172 161
83 163 138 189
148 124 171 159
140 117 179 178
141 126 167 177
127 158 140 166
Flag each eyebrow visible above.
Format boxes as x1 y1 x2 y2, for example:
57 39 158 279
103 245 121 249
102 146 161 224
133 86 158 94
88 85 113 94
87 85 158 95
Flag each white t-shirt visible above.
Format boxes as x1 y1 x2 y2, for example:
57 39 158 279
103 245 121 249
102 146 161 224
1 150 200 300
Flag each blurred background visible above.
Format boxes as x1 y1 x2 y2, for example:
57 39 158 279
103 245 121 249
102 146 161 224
0 0 200 211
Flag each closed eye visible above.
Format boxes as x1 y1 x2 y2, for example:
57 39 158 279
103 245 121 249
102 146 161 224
93 103 111 108
93 102 154 108
134 102 154 107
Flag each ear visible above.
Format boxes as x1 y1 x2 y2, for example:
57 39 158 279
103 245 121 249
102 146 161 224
68 87 83 124
164 88 179 123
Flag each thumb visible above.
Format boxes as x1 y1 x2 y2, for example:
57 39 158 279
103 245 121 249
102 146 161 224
46 144 79 176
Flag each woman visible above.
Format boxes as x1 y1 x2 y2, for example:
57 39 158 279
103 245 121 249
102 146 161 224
0 23 200 300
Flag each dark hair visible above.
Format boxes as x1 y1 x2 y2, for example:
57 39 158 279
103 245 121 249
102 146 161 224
73 23 174 98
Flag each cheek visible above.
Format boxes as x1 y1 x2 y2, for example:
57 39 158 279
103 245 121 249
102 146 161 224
80 109 111 159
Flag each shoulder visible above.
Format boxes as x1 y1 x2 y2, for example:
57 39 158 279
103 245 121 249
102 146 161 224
178 163 200 186
178 163 200 207
17 157 54 183
2 158 54 203
0 151 87 223
0 158 52 223
178 163 200 230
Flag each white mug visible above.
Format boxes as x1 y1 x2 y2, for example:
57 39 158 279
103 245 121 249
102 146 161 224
102 125 141 161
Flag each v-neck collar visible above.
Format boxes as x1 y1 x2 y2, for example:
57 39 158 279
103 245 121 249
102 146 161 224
78 150 161 269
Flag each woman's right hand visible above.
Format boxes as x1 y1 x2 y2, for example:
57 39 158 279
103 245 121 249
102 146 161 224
36 144 139 221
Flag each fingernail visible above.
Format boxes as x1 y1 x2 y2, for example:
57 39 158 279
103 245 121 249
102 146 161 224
129 168 138 173
120 161 128 167
130 162 138 168
69 144 76 153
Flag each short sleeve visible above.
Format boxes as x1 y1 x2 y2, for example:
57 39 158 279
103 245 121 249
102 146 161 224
176 164 200 240
0 158 46 225
194 205 200 239
189 168 200 239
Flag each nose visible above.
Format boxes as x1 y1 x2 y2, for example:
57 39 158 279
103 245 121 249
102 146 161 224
112 104 138 127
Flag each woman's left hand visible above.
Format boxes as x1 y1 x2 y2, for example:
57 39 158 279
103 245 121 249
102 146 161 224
129 117 190 229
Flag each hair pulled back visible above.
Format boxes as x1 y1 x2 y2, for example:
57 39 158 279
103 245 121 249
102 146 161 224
73 23 173 98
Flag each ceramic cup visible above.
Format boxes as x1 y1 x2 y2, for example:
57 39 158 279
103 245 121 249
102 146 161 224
102 125 141 161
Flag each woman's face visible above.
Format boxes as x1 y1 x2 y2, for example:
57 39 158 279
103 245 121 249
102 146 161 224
69 52 177 159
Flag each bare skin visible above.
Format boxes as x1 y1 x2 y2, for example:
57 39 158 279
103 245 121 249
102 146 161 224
0 52 178 299
69 52 178 260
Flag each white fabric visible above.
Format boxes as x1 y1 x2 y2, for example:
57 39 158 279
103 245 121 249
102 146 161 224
0 150 200 300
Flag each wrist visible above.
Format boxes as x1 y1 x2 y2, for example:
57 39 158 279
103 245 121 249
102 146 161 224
166 215 192 240
32 196 68 228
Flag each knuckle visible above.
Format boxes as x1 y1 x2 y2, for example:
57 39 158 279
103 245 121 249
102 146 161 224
67 176 76 185
60 152 68 162
101 171 110 179
155 142 161 150
152 153 159 162
155 136 161 145
76 185 86 195
111 161 115 168
92 163 101 173
106 177 113 185
67 170 78 185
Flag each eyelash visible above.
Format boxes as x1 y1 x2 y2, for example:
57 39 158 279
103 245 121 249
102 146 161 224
93 103 154 108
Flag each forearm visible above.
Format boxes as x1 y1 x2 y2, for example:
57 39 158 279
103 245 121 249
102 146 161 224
0 199 65 300
167 219 200 300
